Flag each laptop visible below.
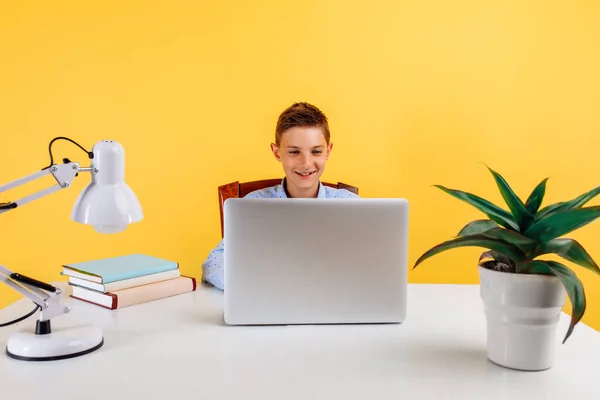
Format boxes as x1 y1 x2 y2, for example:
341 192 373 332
223 197 409 325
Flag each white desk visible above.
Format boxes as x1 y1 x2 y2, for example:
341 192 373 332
1 283 599 399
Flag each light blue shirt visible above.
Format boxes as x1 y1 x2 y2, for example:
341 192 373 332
201 178 359 290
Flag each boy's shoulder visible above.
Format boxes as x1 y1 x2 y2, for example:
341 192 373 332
322 185 360 199
244 184 284 199
242 182 359 199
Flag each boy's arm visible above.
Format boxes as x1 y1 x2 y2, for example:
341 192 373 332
201 239 225 290
201 190 266 290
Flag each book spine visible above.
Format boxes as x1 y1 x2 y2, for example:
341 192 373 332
71 293 118 310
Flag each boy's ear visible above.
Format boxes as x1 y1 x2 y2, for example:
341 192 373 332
270 143 282 162
326 142 333 160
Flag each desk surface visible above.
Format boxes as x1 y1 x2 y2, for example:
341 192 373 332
1 283 599 399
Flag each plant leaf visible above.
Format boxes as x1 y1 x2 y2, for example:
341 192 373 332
535 238 600 276
479 250 516 267
525 177 549 215
458 223 536 253
487 166 534 230
413 234 526 269
522 260 586 344
457 220 499 236
535 202 564 221
524 206 600 242
537 186 600 219
434 185 519 231
481 227 537 253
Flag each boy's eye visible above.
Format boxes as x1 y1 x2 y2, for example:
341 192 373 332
287 149 323 155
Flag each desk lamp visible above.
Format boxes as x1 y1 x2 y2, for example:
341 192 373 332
0 137 143 361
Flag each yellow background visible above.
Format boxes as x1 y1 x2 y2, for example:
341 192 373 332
1 1 599 332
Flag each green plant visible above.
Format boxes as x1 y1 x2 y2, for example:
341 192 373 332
413 166 600 343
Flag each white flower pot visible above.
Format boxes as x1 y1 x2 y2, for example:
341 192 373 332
478 265 566 371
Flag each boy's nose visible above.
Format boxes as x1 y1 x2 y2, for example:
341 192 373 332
299 154 311 166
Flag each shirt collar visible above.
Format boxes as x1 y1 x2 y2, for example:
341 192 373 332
279 177 326 198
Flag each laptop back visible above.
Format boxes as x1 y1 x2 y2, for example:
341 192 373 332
223 198 409 325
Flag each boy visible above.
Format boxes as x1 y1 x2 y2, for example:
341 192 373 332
201 102 359 290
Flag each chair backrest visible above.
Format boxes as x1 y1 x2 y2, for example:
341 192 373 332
218 179 359 238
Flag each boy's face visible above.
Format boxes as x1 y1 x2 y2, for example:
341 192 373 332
270 126 333 196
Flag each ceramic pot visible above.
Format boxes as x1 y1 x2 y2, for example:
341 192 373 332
478 265 566 371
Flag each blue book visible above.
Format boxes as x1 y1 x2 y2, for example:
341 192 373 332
61 254 179 284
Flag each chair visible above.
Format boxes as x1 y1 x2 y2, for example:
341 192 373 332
218 179 359 238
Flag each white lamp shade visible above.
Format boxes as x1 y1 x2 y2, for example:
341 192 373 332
71 140 143 233
71 183 143 233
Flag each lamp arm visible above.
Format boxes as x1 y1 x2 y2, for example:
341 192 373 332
0 162 95 215
0 264 68 322
0 162 97 322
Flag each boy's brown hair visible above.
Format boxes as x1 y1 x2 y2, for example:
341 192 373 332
275 102 331 145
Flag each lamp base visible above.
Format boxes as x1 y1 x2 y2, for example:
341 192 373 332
6 325 104 361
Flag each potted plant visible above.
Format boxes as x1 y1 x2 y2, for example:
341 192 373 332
413 166 600 371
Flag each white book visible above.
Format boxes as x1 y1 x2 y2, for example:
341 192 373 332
69 268 181 292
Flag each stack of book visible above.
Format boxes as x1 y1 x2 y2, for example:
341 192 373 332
61 254 196 310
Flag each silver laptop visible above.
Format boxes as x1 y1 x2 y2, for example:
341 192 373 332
223 197 409 325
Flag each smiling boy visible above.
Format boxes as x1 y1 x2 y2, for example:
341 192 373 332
201 102 359 290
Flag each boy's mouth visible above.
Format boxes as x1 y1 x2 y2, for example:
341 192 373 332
294 170 317 178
